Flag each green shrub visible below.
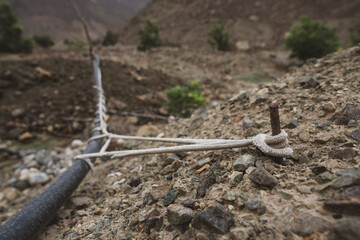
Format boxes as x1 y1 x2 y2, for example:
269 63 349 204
137 20 162 51
33 35 54 48
284 15 339 60
208 22 231 51
349 28 360 46
102 30 118 46
0 2 33 53
165 81 204 118
64 39 86 51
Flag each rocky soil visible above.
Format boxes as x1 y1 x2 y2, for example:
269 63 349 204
1 46 359 239
1 46 360 239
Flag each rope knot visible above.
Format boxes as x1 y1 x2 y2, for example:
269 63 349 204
252 130 293 157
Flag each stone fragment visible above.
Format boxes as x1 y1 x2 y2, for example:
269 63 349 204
11 108 25 117
189 117 204 131
351 129 360 141
281 208 331 237
162 154 179 167
298 130 310 142
247 194 261 210
285 119 298 129
161 160 181 175
3 187 18 202
167 204 195 225
249 167 278 188
196 171 216 198
243 118 254 130
228 171 243 186
230 227 249 240
71 196 93 209
181 199 195 209
163 189 178 206
299 76 319 89
348 119 357 127
71 139 83 148
128 177 142 187
329 219 360 240
316 121 332 128
322 102 336 112
332 106 360 125
312 165 327 175
144 216 163 234
315 171 333 183
223 191 238 202
27 172 50 185
192 204 234 234
18 132 33 141
233 154 255 172
332 168 360 189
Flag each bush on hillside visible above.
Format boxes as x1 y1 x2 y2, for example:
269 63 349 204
33 35 54 48
137 20 162 51
165 81 204 118
208 22 231 51
349 28 360 46
0 2 33 53
284 15 339 60
64 39 86 51
102 30 118 46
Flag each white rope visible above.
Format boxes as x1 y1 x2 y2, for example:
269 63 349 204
75 55 293 165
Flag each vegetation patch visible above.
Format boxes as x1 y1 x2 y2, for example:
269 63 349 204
137 20 163 51
208 22 231 51
284 15 339 60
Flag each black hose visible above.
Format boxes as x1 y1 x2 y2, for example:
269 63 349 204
0 56 104 240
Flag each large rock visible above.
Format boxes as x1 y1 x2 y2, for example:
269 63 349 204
329 219 360 240
196 171 216 198
324 186 360 215
167 204 194 225
280 208 331 237
249 167 278 188
192 204 234 234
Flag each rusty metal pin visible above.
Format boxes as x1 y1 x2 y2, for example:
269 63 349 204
268 101 281 136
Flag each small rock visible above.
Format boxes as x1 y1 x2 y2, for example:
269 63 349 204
11 108 25 117
192 204 234 234
18 132 33 141
27 172 50 185
163 189 178 206
167 204 195 225
228 171 243 186
348 119 358 127
189 117 204 131
230 227 249 240
243 118 254 130
299 76 319 89
136 123 159 136
144 216 163 234
351 129 360 141
71 139 83 148
322 102 336 112
223 191 238 202
328 148 357 160
298 130 310 142
247 194 261 210
162 154 179 167
71 196 93 209
197 159 210 167
249 167 278 189
129 177 142 187
236 41 250 51
233 154 255 172
329 219 360 240
88 222 103 232
161 160 181 175
285 119 298 129
181 199 195 209
315 171 333 183
316 121 332 128
196 171 216 198
312 165 327 175
3 187 18 202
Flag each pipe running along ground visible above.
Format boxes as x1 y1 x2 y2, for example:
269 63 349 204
0 56 104 240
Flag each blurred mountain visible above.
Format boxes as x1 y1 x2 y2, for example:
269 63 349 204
4 0 151 42
118 0 360 49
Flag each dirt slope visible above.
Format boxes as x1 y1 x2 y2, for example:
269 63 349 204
118 0 360 49
4 0 151 42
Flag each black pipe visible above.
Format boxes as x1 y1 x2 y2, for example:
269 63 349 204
0 56 104 240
